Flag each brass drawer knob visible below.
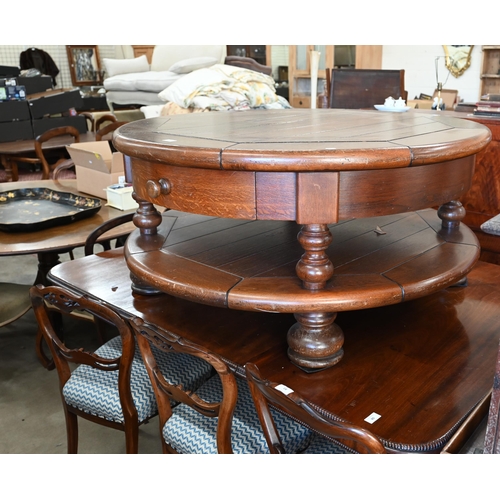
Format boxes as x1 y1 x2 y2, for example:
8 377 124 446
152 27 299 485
146 178 172 198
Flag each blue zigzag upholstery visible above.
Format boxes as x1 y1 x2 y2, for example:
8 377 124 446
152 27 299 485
163 375 312 454
303 434 355 454
63 336 213 424
245 363 386 454
131 317 312 454
30 285 214 454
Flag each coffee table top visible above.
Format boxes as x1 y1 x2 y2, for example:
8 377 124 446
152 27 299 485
114 110 491 171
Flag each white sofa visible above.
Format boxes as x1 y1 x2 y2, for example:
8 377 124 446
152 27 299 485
102 45 226 110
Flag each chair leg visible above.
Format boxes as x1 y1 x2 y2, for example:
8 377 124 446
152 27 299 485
124 422 139 454
65 409 79 454
8 158 19 182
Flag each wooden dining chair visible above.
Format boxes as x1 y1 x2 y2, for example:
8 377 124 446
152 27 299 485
245 362 386 454
96 120 128 142
131 317 314 454
329 68 407 109
30 284 215 453
9 126 80 181
79 111 96 133
95 113 117 130
34 215 136 369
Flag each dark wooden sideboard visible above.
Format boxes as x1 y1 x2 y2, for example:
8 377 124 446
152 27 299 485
459 115 500 264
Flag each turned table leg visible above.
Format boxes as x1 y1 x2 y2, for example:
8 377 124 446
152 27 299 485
129 194 164 295
287 223 344 372
438 200 469 287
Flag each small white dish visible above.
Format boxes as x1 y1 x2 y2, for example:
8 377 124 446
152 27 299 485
374 105 411 113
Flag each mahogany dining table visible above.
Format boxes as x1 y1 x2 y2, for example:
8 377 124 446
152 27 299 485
48 243 500 453
112 109 492 372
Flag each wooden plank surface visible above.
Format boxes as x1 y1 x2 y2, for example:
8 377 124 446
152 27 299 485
124 210 479 313
114 110 491 172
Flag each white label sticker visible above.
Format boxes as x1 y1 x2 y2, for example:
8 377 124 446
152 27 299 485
364 412 381 424
275 384 294 396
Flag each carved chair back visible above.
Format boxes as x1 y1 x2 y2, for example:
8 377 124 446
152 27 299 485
130 317 237 454
9 126 80 180
245 362 387 454
30 284 140 453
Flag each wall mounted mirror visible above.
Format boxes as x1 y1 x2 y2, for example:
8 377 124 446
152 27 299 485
443 45 474 78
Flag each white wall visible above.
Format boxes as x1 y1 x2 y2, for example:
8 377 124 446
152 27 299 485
0 45 484 103
382 45 482 103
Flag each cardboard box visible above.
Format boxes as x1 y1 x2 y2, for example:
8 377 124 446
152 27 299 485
0 120 33 142
407 99 433 109
0 100 31 122
66 141 125 199
105 183 138 210
433 88 458 110
32 115 87 137
28 88 83 119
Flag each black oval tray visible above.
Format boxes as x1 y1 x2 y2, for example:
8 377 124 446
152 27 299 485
0 188 102 233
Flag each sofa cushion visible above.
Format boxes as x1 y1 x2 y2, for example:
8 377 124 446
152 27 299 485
104 71 180 93
103 55 149 78
168 56 219 74
105 90 165 107
151 45 226 72
135 71 181 92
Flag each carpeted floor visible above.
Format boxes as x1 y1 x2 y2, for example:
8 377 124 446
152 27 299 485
0 161 77 183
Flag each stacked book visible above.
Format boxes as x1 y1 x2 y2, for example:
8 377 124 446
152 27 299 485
474 94 500 116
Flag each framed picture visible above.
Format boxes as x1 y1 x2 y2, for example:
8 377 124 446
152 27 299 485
66 45 103 86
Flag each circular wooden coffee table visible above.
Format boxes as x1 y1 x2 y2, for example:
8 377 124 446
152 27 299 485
115 109 491 371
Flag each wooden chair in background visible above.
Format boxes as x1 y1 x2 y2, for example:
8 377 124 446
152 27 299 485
96 120 128 142
8 126 80 180
245 362 387 454
328 68 407 109
30 284 214 453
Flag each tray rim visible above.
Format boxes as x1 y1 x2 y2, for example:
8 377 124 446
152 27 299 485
0 187 102 233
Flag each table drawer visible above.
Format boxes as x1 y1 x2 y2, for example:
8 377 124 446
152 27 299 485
130 158 257 219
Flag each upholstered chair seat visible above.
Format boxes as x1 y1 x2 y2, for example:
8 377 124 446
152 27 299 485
303 434 356 454
162 375 312 454
63 336 214 424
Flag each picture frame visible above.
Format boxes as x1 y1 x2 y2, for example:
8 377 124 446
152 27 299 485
66 45 103 86
443 45 474 78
